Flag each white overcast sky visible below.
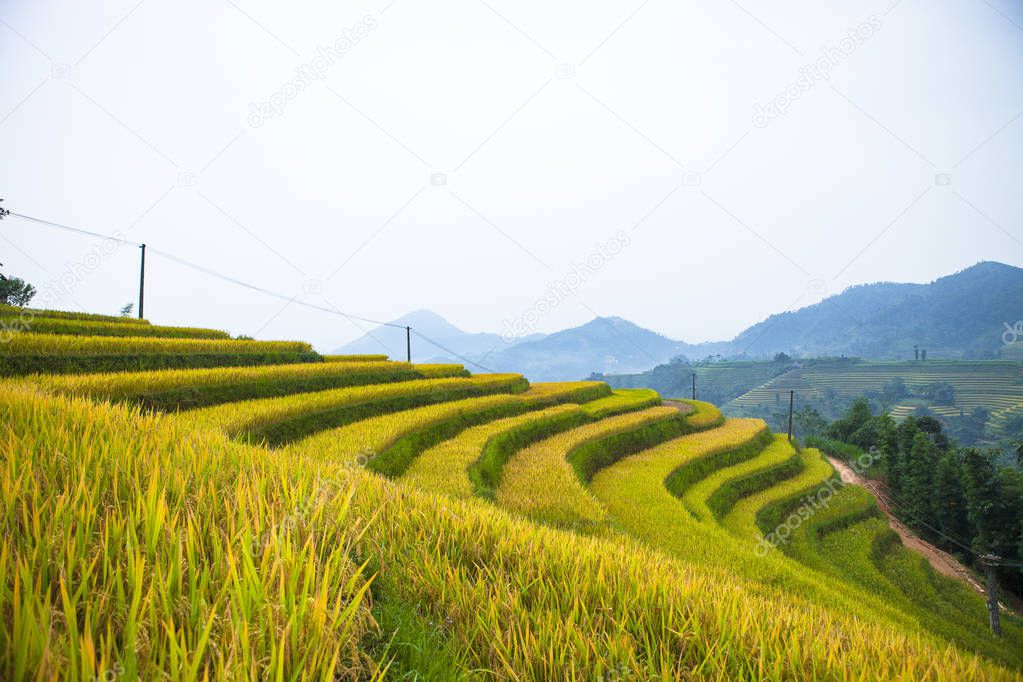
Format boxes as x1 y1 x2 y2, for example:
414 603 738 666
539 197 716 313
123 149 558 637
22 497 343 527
1 0 1021 352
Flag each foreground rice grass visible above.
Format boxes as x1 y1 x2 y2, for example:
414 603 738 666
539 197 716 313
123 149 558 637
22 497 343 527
496 405 681 528
4 380 1020 680
0 382 383 681
342 469 1015 680
30 360 467 410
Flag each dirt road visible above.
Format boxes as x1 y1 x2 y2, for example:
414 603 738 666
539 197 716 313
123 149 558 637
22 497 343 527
824 455 986 594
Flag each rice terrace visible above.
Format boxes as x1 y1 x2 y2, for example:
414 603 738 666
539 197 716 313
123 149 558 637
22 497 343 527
3 0 1023 679
0 303 1021 679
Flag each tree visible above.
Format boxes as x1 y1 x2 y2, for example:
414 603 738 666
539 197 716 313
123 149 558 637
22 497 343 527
0 276 36 307
827 398 874 443
876 413 900 486
961 448 1002 554
904 432 937 533
120 302 134 317
931 451 971 551
793 406 827 438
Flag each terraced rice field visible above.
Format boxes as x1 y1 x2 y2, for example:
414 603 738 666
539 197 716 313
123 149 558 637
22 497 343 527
4 309 1022 680
727 359 1023 433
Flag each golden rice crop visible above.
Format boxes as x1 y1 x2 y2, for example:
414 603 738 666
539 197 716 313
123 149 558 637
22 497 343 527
338 465 1015 680
721 446 835 540
29 360 466 406
0 304 150 324
579 387 660 418
281 393 524 467
0 315 230 339
520 380 611 403
496 405 679 528
0 381 384 681
182 373 526 438
323 354 390 362
282 382 609 475
0 332 311 355
587 419 919 629
402 403 584 499
681 399 724 428
6 380 1021 679
682 434 796 522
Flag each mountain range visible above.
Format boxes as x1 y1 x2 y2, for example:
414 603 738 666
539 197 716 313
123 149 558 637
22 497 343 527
333 261 1023 380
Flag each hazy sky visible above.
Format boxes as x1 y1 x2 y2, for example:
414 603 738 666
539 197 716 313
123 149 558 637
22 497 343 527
2 0 1021 353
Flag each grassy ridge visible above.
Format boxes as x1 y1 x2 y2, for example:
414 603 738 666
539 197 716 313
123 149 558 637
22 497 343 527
0 334 318 376
405 404 587 499
0 304 150 324
682 435 798 522
722 447 836 541
580 388 660 418
183 374 528 445
0 315 230 339
496 406 682 528
31 361 468 410
0 333 311 355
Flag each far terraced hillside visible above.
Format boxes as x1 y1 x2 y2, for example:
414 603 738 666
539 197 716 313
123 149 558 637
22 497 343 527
601 357 1023 449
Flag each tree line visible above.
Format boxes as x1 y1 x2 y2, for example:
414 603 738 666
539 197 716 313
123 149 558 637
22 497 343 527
821 398 1023 595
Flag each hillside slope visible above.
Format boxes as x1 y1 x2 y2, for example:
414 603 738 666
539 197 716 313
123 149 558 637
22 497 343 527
5 306 1022 680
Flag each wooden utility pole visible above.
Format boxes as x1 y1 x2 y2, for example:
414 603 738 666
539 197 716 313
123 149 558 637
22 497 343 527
691 373 696 400
138 243 146 319
980 555 1003 637
787 390 795 442
406 326 411 363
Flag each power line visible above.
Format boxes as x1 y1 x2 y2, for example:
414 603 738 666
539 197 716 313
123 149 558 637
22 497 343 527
411 329 498 374
10 212 143 246
6 211 407 331
7 210 512 372
146 246 406 330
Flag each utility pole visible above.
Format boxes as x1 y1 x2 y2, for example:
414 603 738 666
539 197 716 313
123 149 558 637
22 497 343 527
691 373 696 400
138 243 146 320
787 390 795 442
980 555 1003 637
406 326 411 363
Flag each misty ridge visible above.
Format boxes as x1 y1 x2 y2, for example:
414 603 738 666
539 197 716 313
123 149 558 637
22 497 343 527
337 261 1023 380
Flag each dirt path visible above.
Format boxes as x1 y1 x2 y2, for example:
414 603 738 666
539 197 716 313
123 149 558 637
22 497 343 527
825 455 986 594
663 399 695 415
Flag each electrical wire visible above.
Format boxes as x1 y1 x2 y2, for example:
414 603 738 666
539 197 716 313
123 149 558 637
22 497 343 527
411 329 498 374
6 211 407 331
10 212 144 246
6 211 509 373
145 246 406 329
